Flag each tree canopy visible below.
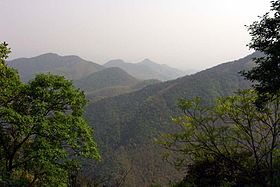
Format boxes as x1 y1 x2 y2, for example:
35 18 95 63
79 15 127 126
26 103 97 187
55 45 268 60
160 1 280 186
0 42 100 186
242 0 280 102
160 90 280 186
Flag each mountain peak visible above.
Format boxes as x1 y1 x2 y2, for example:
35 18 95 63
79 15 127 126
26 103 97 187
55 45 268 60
139 58 156 65
35 53 60 58
35 53 86 62
105 58 184 80
8 53 104 81
104 59 127 66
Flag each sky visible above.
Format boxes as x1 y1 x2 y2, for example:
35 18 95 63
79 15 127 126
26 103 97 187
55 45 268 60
0 0 271 70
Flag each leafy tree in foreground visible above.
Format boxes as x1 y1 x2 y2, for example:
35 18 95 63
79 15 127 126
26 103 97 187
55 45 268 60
0 42 100 186
160 1 280 186
242 0 280 103
160 90 280 186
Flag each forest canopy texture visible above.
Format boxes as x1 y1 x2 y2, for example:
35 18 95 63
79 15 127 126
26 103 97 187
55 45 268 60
242 0 280 104
0 0 280 186
161 1 280 186
0 42 100 186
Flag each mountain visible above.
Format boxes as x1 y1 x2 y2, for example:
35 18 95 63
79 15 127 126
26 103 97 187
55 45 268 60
84 79 161 102
184 68 198 75
8 51 262 186
84 52 261 186
104 58 185 81
74 67 160 102
8 53 104 81
75 67 139 92
8 53 161 103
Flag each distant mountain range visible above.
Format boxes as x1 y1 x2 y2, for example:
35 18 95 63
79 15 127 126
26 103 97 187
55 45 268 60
74 67 160 102
8 53 104 82
75 67 139 92
84 52 261 186
8 54 187 82
8 53 162 101
7 51 262 186
104 58 186 81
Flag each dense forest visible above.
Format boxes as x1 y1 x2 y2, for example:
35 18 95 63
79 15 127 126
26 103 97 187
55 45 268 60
1 0 280 186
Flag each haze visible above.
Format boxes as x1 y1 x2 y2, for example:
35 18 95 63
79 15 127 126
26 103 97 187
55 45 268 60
0 0 270 70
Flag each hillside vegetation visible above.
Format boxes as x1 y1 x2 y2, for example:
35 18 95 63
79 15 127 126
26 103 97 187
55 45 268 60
7 50 263 186
84 52 261 186
8 54 161 103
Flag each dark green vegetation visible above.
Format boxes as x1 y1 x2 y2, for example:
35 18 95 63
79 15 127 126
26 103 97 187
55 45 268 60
4 1 280 185
242 0 280 104
0 43 100 186
161 90 280 186
104 58 186 81
84 52 261 186
7 46 261 186
164 1 280 186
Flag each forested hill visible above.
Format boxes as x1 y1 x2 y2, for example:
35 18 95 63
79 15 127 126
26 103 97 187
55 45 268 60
104 58 185 80
8 53 104 81
7 53 161 103
74 67 161 102
84 52 261 186
75 67 139 92
7 51 262 186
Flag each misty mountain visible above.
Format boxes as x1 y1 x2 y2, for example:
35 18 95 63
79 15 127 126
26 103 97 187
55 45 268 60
8 53 104 81
7 50 262 186
104 58 185 81
75 67 139 92
74 67 160 101
84 52 261 186
8 54 161 102
85 79 161 102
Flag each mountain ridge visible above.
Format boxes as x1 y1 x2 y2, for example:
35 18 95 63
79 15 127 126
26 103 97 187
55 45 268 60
8 53 104 81
84 52 260 186
104 58 185 81
75 67 139 92
7 51 262 186
7 53 162 103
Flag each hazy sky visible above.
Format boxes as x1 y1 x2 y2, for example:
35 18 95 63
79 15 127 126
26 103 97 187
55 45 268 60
0 0 271 70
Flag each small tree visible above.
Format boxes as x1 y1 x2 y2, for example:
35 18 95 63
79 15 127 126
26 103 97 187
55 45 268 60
0 43 100 186
160 90 280 186
242 0 280 103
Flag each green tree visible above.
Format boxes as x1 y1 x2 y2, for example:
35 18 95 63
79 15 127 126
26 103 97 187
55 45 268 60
242 0 280 102
160 90 280 186
0 42 100 186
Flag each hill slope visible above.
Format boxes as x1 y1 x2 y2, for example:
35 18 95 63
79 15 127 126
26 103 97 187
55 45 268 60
8 53 104 81
74 67 139 92
74 67 160 102
84 52 260 186
8 53 161 103
104 58 185 81
84 79 161 102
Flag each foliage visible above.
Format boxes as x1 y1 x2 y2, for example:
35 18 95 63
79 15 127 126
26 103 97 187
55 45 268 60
160 90 280 186
84 53 254 186
0 42 100 186
6 44 256 186
242 0 280 102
